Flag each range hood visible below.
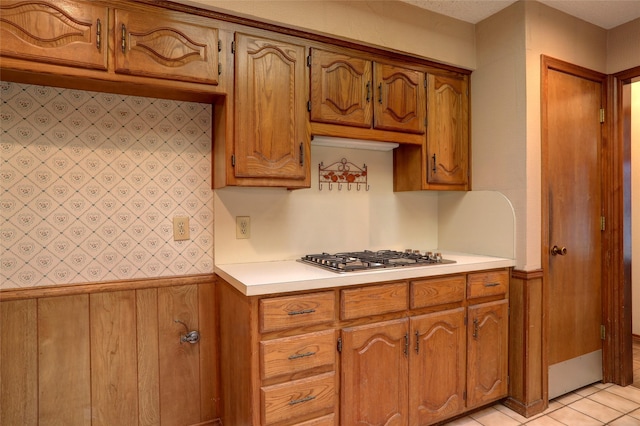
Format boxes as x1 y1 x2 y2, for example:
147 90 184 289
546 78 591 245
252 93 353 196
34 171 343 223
311 135 399 151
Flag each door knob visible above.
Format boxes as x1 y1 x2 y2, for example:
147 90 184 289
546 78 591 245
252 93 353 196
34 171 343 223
551 245 567 256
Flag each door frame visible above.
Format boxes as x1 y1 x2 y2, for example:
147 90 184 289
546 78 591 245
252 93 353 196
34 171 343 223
540 55 609 399
609 65 640 386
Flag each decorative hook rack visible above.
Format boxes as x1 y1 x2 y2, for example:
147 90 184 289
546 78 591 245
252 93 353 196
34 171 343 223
318 158 369 191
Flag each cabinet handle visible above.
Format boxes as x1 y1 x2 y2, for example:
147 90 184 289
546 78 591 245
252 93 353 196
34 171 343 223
288 351 316 360
473 318 479 339
415 330 420 354
432 154 437 173
121 24 127 53
289 395 316 406
404 332 409 356
378 83 383 104
96 19 101 50
299 142 304 166
287 308 315 316
366 81 371 102
484 282 500 287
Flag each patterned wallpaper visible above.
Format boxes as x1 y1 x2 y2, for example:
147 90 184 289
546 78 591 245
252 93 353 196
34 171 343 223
0 81 214 289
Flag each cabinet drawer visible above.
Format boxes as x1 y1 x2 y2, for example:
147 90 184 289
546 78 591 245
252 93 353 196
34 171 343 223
261 330 336 380
261 372 335 425
260 292 335 333
411 275 465 308
467 270 509 299
341 282 408 320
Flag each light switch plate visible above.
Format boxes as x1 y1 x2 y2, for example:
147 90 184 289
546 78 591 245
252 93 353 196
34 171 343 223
236 216 250 239
173 216 190 241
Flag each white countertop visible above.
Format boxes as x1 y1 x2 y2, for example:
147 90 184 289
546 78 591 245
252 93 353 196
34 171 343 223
214 253 516 296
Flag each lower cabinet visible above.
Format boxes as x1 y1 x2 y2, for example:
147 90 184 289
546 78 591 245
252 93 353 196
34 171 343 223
217 268 509 426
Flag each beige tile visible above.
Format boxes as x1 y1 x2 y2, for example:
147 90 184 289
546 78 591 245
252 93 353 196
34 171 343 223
494 404 530 423
543 400 565 414
524 416 566 426
443 416 483 425
588 389 640 413
569 397 624 423
554 392 582 405
593 382 613 390
608 385 640 404
609 416 640 426
575 385 604 397
628 407 640 420
547 406 604 425
469 407 521 426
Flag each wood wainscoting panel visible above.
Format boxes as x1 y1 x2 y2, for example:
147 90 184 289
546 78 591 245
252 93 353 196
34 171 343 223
504 269 546 418
158 284 201 425
38 294 92 425
0 299 38 426
0 276 219 425
90 290 139 425
137 288 161 426
198 281 220 420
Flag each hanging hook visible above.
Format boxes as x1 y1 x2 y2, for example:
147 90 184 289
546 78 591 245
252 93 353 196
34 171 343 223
174 319 200 344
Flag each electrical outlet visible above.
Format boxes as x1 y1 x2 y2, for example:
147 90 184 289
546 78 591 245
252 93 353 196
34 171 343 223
236 216 250 239
173 216 190 241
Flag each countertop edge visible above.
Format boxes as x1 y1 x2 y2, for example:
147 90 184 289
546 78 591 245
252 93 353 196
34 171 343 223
215 254 516 296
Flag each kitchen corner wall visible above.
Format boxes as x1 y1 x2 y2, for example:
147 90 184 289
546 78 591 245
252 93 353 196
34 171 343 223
0 81 214 289
214 145 440 264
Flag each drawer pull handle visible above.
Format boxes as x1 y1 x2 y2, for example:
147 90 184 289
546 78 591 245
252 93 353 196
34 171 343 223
484 282 500 287
287 309 316 316
288 351 316 360
289 395 316 405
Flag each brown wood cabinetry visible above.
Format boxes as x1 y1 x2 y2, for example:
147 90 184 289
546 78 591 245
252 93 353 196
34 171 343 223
218 268 508 426
114 9 219 84
0 0 109 70
310 48 426 141
426 73 469 187
394 72 470 192
467 299 509 409
341 318 410 425
232 32 310 187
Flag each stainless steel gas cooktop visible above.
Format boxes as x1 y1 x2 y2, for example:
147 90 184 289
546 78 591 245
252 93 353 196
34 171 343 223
299 250 455 273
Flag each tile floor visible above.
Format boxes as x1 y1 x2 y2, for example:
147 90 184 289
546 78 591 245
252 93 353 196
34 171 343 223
442 340 640 425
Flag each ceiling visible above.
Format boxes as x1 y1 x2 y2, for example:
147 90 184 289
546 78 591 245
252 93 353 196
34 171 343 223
401 0 640 29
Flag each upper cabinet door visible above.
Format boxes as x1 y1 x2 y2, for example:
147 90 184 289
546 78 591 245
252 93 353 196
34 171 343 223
0 0 108 70
426 73 469 186
373 63 426 134
309 48 372 128
234 33 309 182
114 9 219 85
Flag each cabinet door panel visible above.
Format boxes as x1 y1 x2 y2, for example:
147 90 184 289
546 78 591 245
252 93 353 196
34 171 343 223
410 308 466 426
310 48 372 128
467 299 509 408
374 63 426 134
427 73 469 185
341 318 408 425
114 9 219 84
235 33 309 181
0 0 108 70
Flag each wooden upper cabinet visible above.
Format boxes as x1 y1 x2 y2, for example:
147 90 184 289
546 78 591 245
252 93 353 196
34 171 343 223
374 62 426 134
234 33 310 184
310 48 372 128
114 9 219 85
0 0 108 70
426 73 469 186
310 48 425 135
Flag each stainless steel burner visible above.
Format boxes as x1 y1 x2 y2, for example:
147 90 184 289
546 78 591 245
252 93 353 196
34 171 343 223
299 250 455 273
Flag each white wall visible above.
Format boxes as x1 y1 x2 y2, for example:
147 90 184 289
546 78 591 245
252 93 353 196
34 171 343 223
632 82 640 335
214 145 440 264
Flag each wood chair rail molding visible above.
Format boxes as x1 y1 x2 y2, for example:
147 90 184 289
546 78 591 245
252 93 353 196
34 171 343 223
0 273 216 301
